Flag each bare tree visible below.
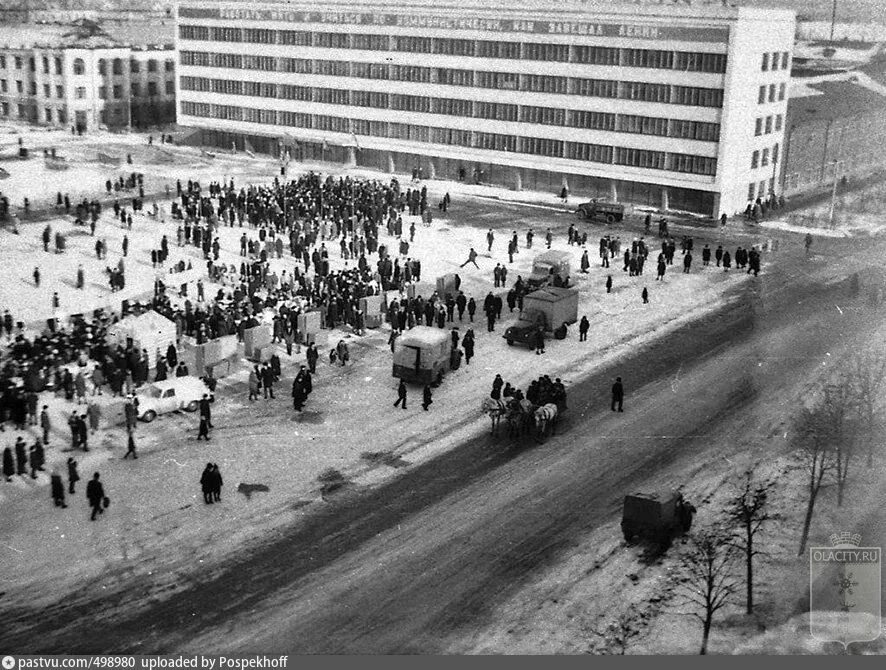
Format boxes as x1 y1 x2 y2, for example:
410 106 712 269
672 530 739 655
822 379 856 507
724 471 776 615
794 397 837 556
584 605 642 655
846 349 886 467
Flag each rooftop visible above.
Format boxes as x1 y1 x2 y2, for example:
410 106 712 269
786 80 886 126
0 19 174 49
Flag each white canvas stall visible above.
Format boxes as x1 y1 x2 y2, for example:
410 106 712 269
106 311 177 368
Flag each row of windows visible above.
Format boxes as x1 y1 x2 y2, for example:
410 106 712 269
750 143 780 169
747 178 777 201
179 102 718 175
0 78 171 99
0 102 67 124
761 51 791 72
0 55 172 76
179 52 725 108
178 25 728 73
757 82 787 104
180 76 722 141
754 113 783 136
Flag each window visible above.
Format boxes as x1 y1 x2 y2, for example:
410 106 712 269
573 78 618 98
433 97 472 116
522 43 570 62
350 61 389 79
130 83 140 96
751 150 759 168
0 80 6 93
42 56 49 73
573 45 619 65
316 32 351 49
130 60 140 73
147 82 157 96
148 59 158 73
617 114 668 136
0 102 7 116
748 183 756 201
669 153 717 175
43 83 50 97
15 56 22 69
98 86 107 99
668 119 720 141
210 27 242 42
774 114 783 131
771 51 779 70
165 80 174 94
620 81 669 102
623 48 674 69
759 180 767 196
568 109 615 131
764 116 773 134
179 25 209 40
280 58 312 74
521 137 563 158
781 51 790 70
243 28 276 44
758 85 766 104
113 59 123 75
75 87 86 99
671 86 722 107
614 147 666 170
313 60 348 76
16 80 22 93
113 85 122 99
279 30 311 46
165 60 174 72
56 85 63 98
98 59 106 75
432 38 474 56
673 51 726 72
45 108 52 122
761 148 769 166
772 143 780 164
565 142 613 164
73 58 85 75
520 74 567 94
778 83 786 101
389 64 432 83
761 53 769 71
476 41 520 59
518 105 562 125
29 81 36 95
768 84 776 102
55 57 62 74
0 56 5 69
475 101 518 121
350 90 388 108
439 68 477 87
472 131 517 152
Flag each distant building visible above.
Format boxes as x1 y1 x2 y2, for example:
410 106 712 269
780 80 886 196
0 20 176 131
175 0 795 218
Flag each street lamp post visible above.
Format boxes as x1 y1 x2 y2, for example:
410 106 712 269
827 159 840 227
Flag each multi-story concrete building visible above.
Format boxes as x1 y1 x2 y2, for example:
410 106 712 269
0 21 176 131
175 0 795 218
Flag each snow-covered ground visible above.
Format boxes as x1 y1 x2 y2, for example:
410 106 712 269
0 124 775 617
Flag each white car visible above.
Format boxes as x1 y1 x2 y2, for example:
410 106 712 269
136 377 210 422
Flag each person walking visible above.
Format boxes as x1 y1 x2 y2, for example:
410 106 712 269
462 328 475 365
197 414 210 441
606 275 612 294
51 470 67 508
534 326 545 355
261 364 275 399
15 436 27 476
199 394 213 427
394 379 407 409
579 316 590 342
211 463 223 502
683 252 692 273
642 287 649 304
200 463 214 504
611 377 624 412
422 384 433 411
86 472 105 521
123 430 137 459
248 366 259 401
486 229 494 252
3 447 14 482
67 457 80 494
40 405 51 444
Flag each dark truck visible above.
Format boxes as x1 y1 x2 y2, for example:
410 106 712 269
575 200 625 224
503 287 579 348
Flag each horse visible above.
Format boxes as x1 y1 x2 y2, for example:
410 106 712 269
533 403 559 441
481 397 508 436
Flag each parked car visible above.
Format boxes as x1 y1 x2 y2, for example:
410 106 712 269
136 377 210 422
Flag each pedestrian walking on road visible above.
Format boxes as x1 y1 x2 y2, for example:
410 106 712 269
211 463 223 502
123 430 137 459
611 377 624 412
51 471 67 508
86 472 105 521
200 463 214 504
642 287 649 304
486 229 494 252
394 379 407 409
67 457 79 494
606 275 612 294
197 415 210 441
422 385 433 411
579 316 589 342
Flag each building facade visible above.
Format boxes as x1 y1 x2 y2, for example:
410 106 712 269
175 0 795 218
0 25 176 131
780 81 886 196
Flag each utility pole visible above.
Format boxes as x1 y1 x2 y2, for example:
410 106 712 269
828 159 840 227
829 0 838 42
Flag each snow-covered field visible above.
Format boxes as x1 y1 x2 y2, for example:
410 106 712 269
0 125 776 617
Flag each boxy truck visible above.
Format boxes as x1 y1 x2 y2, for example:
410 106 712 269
392 326 452 385
503 287 579 347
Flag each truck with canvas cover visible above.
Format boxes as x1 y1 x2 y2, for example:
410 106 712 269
504 287 579 347
526 250 571 290
621 490 683 544
392 326 452 385
575 200 625 224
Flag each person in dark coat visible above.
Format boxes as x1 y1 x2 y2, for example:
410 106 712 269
491 374 504 400
166 343 178 369
155 356 168 382
199 394 213 426
642 287 649 304
292 377 306 411
534 326 545 355
456 292 467 321
15 437 27 475
722 250 732 271
51 471 67 507
40 405 51 444
123 431 137 459
306 344 319 374
200 463 214 504
300 366 312 395
467 297 476 322
579 316 590 342
261 364 275 399
3 447 14 481
270 353 281 381
67 457 80 494
611 376 624 412
197 413 210 440
606 275 612 293
422 385 433 411
211 463 223 502
394 379 407 409
86 472 105 520
715 245 723 267
462 329 475 365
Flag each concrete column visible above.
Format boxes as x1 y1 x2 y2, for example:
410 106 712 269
345 147 357 168
387 153 395 174
711 193 721 220
609 179 618 202
514 169 522 191
660 187 669 212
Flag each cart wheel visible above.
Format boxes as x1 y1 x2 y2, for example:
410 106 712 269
606 214 615 224
185 400 199 412
142 410 156 423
